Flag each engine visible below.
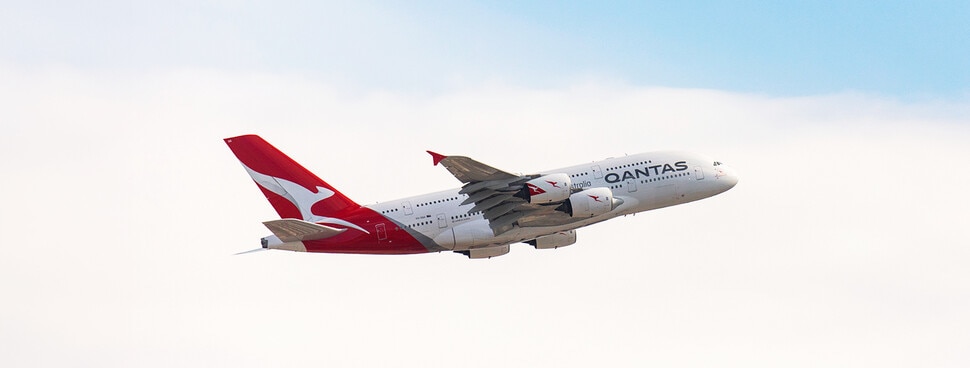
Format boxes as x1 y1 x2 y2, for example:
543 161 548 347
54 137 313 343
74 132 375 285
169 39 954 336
527 230 577 249
514 173 572 204
555 187 623 218
458 245 510 259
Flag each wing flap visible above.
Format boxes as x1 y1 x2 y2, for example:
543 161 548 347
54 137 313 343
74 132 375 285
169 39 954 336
461 188 501 206
489 209 537 230
469 193 520 214
262 219 347 242
483 201 524 219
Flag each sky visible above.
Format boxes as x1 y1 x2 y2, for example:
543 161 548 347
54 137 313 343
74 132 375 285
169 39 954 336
2 1 969 367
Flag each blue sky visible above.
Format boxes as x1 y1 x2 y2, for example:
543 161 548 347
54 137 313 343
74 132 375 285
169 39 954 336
481 1 970 96
3 1 968 96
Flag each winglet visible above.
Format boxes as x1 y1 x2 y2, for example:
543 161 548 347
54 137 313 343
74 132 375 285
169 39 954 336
427 151 447 166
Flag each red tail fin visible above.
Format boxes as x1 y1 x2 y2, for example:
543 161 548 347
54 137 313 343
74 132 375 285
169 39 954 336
224 135 359 220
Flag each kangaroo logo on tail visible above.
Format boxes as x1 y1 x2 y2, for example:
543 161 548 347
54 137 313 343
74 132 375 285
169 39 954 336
243 164 369 234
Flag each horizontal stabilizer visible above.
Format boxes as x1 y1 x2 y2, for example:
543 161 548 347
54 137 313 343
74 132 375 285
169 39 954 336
262 219 347 242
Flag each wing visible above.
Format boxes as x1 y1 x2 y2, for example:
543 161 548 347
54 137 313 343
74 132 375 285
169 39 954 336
262 219 347 242
426 151 519 183
428 151 554 234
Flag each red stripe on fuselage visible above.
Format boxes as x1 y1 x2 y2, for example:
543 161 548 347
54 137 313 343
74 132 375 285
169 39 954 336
300 207 431 255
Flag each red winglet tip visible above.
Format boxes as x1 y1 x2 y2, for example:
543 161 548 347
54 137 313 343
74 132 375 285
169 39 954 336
427 151 447 166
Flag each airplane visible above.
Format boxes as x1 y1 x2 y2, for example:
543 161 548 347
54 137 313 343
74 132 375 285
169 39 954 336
225 134 738 258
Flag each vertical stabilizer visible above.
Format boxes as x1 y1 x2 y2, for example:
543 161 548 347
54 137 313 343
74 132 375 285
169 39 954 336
224 135 360 220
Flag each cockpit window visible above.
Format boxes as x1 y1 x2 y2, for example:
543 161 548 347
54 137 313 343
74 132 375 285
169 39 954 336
714 161 722 166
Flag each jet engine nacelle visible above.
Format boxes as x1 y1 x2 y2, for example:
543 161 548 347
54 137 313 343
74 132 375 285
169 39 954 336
516 173 572 204
555 187 623 218
527 230 577 249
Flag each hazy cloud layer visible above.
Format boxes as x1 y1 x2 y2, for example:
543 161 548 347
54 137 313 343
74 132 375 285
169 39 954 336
1 68 968 367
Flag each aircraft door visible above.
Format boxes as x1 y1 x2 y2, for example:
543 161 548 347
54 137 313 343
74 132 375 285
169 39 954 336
376 223 388 241
695 167 705 180
402 201 414 215
626 179 637 193
437 213 448 228
591 165 603 179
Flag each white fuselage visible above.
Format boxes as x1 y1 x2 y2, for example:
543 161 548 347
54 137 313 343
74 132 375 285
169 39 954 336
365 151 738 251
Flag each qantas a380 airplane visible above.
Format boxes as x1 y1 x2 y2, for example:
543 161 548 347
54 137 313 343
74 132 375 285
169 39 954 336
226 134 738 259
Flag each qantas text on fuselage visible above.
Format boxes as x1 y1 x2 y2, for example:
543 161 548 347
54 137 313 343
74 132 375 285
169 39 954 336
225 135 738 259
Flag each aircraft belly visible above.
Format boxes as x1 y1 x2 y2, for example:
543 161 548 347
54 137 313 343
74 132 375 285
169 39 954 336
437 220 496 250
432 228 456 250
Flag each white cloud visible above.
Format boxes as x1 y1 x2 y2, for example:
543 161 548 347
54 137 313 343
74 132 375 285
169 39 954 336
1 67 968 367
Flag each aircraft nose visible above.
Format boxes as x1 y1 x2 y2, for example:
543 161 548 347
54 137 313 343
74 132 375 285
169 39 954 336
715 165 739 190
